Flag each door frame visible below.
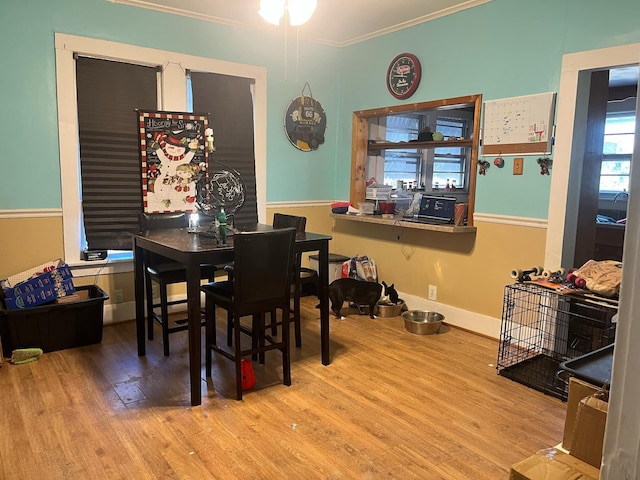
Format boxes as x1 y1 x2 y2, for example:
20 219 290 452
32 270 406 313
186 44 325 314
548 42 640 478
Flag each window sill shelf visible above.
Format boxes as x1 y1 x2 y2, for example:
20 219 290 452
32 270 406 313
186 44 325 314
367 139 473 154
331 213 476 233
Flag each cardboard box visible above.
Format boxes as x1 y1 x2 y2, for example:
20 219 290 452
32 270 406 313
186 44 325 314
0 259 63 288
1 263 75 310
563 377 602 450
3 278 75 310
570 395 608 468
510 448 599 480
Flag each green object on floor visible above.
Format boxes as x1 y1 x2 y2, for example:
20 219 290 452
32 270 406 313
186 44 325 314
11 348 43 365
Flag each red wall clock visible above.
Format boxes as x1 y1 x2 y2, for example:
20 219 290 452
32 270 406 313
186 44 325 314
386 53 421 100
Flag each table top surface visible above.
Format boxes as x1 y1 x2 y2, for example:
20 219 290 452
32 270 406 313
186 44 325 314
132 223 331 253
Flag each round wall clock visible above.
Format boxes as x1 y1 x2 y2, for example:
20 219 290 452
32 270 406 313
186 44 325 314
386 53 421 100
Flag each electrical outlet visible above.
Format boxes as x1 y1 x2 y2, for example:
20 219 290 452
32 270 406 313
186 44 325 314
428 285 437 301
114 289 124 304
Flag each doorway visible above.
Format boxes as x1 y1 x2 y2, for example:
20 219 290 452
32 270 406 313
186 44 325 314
573 66 637 267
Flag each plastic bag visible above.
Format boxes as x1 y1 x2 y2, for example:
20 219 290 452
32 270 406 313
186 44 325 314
341 255 377 282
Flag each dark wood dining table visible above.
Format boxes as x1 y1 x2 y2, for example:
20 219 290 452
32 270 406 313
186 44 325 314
132 223 332 406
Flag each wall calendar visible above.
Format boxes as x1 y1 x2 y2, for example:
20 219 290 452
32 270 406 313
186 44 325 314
482 92 556 155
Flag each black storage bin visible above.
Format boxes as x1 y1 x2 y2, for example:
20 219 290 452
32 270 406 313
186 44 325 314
0 285 108 356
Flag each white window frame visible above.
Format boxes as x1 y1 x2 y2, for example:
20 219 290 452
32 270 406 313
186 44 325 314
600 109 635 196
54 33 267 273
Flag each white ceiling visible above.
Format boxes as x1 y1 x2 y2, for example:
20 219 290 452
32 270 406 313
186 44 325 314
109 0 493 46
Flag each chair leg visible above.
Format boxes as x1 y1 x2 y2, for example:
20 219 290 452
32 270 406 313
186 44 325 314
282 306 292 387
293 276 302 348
270 309 277 335
233 313 243 401
205 297 214 378
146 274 154 341
256 312 266 365
226 310 233 347
160 281 170 356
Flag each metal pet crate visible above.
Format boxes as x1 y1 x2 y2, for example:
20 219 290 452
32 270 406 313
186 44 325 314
496 283 616 401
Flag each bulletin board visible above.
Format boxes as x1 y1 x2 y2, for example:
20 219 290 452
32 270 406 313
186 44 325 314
482 92 556 155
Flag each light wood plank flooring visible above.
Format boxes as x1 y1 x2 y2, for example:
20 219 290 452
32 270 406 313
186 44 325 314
0 297 566 479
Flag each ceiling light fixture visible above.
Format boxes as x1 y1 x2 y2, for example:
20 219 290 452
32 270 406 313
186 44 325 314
259 0 317 27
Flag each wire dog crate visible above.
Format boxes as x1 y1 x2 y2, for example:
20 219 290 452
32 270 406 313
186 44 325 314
496 283 616 401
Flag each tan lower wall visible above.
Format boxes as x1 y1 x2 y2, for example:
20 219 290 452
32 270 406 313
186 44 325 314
0 217 65 280
329 211 547 319
267 205 547 320
0 208 547 326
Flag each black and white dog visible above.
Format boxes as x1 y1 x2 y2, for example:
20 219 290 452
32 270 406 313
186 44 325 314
327 278 396 319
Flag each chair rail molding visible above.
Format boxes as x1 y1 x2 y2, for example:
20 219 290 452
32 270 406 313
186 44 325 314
0 208 62 219
473 212 547 229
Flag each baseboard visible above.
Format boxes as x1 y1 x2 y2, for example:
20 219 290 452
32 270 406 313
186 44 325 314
103 292 207 326
105 291 502 340
398 292 501 339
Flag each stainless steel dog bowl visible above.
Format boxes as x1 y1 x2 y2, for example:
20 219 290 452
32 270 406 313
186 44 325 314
376 300 405 318
402 310 444 335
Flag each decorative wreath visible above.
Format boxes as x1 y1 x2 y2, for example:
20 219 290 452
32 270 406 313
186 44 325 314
537 157 552 175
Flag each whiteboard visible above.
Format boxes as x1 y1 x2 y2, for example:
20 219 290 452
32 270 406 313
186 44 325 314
482 92 556 155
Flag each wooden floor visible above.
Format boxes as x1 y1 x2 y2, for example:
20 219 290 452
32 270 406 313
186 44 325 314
0 297 566 479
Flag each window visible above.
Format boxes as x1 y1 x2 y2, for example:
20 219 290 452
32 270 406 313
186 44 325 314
600 112 635 193
76 57 158 251
190 72 258 227
383 115 421 187
55 33 267 268
433 117 468 190
381 113 470 191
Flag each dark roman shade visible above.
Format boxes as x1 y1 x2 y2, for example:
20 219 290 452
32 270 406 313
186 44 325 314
190 72 258 227
75 56 157 251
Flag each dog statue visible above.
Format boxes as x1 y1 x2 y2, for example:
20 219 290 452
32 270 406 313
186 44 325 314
328 278 383 319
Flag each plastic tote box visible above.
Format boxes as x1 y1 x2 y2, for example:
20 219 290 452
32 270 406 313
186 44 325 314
0 285 108 356
309 253 350 284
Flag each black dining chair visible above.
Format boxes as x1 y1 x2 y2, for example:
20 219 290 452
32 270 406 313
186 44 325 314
271 213 319 348
140 212 218 356
201 227 297 400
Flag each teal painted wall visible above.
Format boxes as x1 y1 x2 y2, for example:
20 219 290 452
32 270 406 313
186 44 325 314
1 0 639 215
0 0 340 208
336 0 640 218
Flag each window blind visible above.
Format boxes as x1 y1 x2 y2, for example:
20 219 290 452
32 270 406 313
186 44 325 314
190 72 258 227
76 56 157 251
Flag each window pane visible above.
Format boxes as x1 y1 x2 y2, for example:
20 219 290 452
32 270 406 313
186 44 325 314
600 157 631 191
600 112 634 193
433 174 462 189
384 115 420 185
603 114 635 154
604 115 635 134
601 158 631 175
603 133 635 154
434 162 464 173
600 174 629 192
436 119 464 137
